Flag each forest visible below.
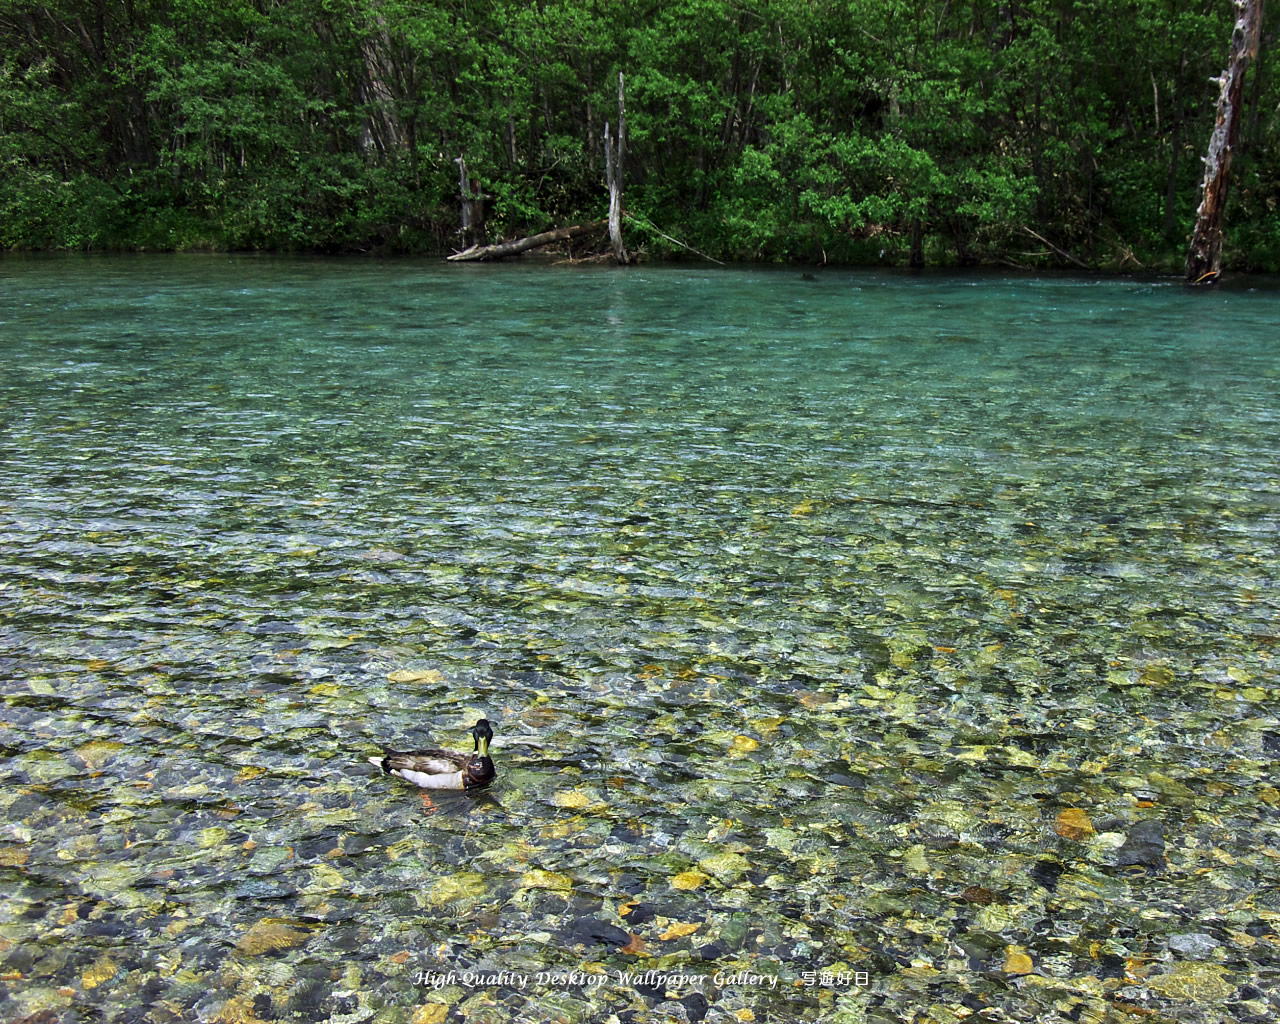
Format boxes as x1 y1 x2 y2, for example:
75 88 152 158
2 0 1277 270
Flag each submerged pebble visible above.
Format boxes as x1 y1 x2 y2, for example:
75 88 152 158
1167 933 1220 959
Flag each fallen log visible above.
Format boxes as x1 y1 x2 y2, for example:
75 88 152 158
447 220 606 261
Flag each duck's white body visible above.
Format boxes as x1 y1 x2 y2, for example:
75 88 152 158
366 755 466 790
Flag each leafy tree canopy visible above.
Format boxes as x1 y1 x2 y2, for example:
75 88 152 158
1 0 1276 269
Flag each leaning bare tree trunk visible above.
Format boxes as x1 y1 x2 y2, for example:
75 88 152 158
603 72 629 264
1185 0 1263 284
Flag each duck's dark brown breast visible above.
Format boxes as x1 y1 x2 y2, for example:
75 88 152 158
464 756 496 789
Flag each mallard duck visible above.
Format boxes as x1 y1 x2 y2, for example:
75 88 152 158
368 719 496 791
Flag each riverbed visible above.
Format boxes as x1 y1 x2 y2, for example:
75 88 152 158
2 256 1277 1023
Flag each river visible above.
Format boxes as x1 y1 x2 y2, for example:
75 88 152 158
2 255 1277 1022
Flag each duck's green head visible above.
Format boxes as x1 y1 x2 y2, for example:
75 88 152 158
471 718 494 757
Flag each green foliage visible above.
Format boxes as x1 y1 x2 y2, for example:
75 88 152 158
0 0 1275 266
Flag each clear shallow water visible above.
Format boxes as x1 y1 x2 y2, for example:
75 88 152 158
1 256 1279 1023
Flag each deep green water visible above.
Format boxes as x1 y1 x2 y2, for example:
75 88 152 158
2 256 1279 1023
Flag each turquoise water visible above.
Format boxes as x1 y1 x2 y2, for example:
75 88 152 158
2 255 1278 1022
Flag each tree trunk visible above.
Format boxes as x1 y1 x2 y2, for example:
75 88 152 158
1185 0 1263 284
604 72 629 264
446 221 606 261
909 218 924 268
1163 59 1185 241
358 8 404 155
455 157 485 248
